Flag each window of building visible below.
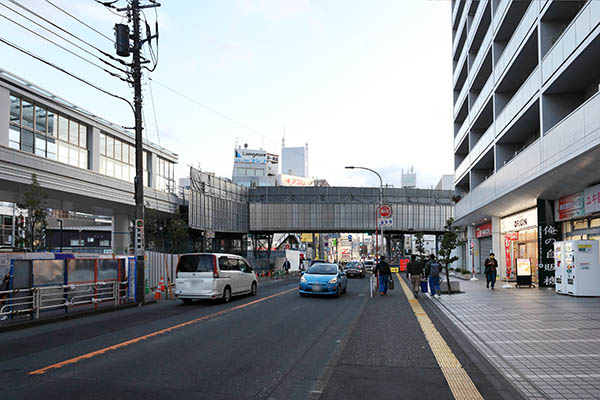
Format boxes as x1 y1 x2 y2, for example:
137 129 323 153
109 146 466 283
9 94 86 166
99 239 110 247
155 156 175 193
99 132 139 184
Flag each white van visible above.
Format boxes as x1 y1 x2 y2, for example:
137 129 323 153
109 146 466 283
175 253 258 304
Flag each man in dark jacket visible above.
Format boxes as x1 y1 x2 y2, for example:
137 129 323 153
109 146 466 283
406 255 423 297
425 254 442 298
374 255 391 296
484 253 498 289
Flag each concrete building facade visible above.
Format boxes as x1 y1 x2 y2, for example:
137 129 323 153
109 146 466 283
451 0 600 286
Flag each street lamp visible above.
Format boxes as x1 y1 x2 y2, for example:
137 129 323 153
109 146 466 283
345 166 384 261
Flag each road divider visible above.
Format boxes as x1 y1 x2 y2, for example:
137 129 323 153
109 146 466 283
396 273 483 400
29 287 296 376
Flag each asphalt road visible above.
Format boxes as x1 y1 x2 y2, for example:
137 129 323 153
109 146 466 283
0 275 524 400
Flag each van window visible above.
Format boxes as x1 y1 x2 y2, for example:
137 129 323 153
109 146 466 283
228 258 241 271
177 255 214 272
219 256 235 271
239 260 252 273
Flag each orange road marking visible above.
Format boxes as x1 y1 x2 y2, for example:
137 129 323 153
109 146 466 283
29 287 296 375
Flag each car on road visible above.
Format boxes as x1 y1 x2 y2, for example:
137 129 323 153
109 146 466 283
363 259 375 272
175 253 258 304
344 260 365 278
299 263 348 297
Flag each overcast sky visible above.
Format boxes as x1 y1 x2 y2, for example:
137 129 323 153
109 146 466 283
0 0 454 189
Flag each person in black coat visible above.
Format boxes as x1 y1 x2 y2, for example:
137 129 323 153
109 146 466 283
484 253 498 289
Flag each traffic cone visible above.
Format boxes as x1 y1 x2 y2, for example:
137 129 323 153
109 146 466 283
159 276 166 293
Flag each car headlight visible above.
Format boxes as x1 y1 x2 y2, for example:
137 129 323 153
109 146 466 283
301 276 307 283
328 277 338 284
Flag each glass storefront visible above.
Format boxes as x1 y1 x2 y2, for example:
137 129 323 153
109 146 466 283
501 208 539 283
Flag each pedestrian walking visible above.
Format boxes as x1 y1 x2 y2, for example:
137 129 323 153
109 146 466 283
374 255 391 296
425 254 442 298
282 258 291 276
484 253 498 290
406 255 423 298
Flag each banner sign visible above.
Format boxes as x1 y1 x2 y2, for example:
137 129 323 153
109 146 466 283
278 174 314 187
557 192 584 221
504 232 518 277
475 223 492 238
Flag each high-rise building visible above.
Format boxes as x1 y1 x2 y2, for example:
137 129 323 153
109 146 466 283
450 0 600 287
231 146 278 187
401 167 416 188
281 141 309 177
435 175 454 191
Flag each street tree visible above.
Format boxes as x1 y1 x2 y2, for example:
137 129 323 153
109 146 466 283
166 210 189 254
16 173 48 250
414 232 427 266
438 217 465 294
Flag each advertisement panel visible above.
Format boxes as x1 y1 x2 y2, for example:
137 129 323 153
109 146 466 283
556 192 584 221
475 223 492 238
278 174 314 187
584 183 600 215
234 149 267 164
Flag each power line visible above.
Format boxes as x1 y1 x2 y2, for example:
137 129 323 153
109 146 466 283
0 35 134 114
8 0 129 68
0 12 129 82
43 0 113 43
0 2 128 76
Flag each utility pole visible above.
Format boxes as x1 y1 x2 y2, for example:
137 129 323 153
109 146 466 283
114 0 160 304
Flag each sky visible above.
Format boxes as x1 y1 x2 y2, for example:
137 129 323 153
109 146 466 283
0 0 454 189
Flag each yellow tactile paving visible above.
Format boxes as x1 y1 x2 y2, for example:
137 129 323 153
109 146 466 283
397 273 484 400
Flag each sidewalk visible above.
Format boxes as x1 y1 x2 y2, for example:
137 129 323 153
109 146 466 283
318 274 523 400
430 274 600 400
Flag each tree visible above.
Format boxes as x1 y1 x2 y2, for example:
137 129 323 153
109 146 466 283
414 232 427 266
16 173 48 250
438 217 465 294
166 210 189 254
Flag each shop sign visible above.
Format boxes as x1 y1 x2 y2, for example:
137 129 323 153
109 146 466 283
278 174 314 187
475 223 492 238
517 258 531 276
584 183 600 215
501 208 538 232
234 149 267 164
557 192 584 221
537 200 561 287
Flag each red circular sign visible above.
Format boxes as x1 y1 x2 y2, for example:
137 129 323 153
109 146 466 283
378 204 392 218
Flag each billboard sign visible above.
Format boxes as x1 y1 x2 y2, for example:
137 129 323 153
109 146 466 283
278 174 314 187
501 208 537 232
234 149 267 164
584 184 600 215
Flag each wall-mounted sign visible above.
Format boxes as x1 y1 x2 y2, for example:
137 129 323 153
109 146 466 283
584 183 600 215
557 192 584 221
501 208 538 232
475 223 492 238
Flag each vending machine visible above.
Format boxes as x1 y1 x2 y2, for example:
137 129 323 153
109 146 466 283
564 240 600 297
554 241 566 294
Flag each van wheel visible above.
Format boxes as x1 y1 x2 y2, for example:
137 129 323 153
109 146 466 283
250 282 257 296
223 286 232 303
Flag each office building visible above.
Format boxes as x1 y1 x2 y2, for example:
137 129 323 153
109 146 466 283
232 146 279 187
450 0 600 287
281 142 309 178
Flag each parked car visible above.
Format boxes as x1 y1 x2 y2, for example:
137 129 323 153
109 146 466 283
363 259 375 272
344 260 365 278
175 253 258 304
299 263 347 297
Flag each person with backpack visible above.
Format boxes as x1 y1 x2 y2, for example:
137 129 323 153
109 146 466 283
406 255 423 298
484 253 498 290
425 254 442 298
282 258 291 276
374 255 392 296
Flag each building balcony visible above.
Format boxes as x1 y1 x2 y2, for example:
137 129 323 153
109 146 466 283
455 154 471 182
494 1 538 85
496 66 541 138
470 122 495 165
454 78 470 117
468 23 493 89
469 73 494 128
542 1 600 85
454 116 470 150
492 0 510 34
453 0 471 56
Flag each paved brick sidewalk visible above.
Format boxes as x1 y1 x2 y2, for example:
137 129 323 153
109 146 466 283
429 275 600 399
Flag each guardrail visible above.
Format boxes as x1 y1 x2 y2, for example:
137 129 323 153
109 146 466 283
0 280 128 321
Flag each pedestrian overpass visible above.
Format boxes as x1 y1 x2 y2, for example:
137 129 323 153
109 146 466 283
187 169 454 258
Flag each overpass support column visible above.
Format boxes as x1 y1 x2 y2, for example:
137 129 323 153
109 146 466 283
112 213 130 255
